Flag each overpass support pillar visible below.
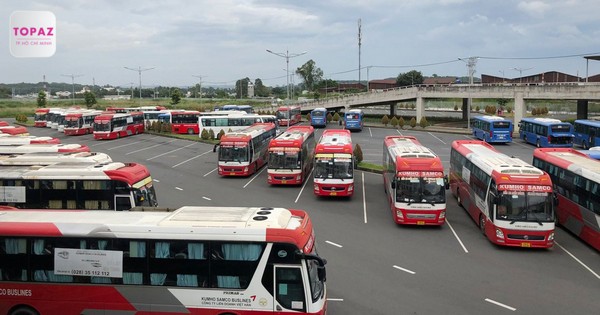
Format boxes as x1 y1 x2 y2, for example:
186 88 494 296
416 97 424 122
389 103 396 117
462 99 468 120
577 100 588 119
513 92 525 132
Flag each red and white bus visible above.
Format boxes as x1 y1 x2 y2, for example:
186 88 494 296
0 206 326 315
0 161 157 210
169 110 201 134
276 105 302 126
63 110 102 135
0 121 8 127
267 125 316 185
93 112 145 140
34 108 57 127
217 123 278 176
0 151 112 166
450 140 555 248
313 129 354 197
0 126 29 136
0 143 89 155
383 136 448 225
0 135 60 145
532 148 600 251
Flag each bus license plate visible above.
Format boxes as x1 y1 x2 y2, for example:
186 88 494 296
282 180 286 184
417 221 425 225
330 192 337 196
229 172 235 175
521 242 531 248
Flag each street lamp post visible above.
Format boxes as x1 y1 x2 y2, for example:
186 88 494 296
266 49 307 100
512 67 533 84
192 75 205 107
61 74 84 105
458 57 478 130
124 66 155 105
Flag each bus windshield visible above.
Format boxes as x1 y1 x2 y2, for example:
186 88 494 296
312 111 325 117
314 156 353 179
94 121 111 131
219 145 249 162
396 177 445 204
497 191 554 223
65 118 81 128
269 149 300 169
276 111 290 119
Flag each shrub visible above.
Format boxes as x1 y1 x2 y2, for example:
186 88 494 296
390 116 399 128
398 117 405 129
410 117 417 128
201 129 210 140
306 113 311 121
419 116 428 128
454 104 459 111
332 112 340 122
381 115 389 126
208 129 215 140
326 113 333 123
353 144 363 164
217 130 225 140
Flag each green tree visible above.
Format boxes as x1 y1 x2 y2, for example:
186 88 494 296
398 117 405 129
306 113 311 121
208 129 215 140
390 116 399 128
217 130 226 140
314 78 338 92
454 104 459 111
296 60 323 92
419 117 428 128
254 78 270 97
396 70 424 86
37 90 47 108
410 117 417 128
332 112 340 122
83 91 97 109
326 112 333 123
201 129 210 140
170 88 182 105
353 144 363 165
381 115 390 126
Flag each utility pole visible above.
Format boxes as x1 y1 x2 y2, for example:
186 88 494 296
358 18 362 91
61 73 84 105
124 66 155 105
458 57 478 129
192 75 205 107
512 67 533 83
266 49 307 100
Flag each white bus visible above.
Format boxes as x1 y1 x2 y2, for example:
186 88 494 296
0 151 112 166
0 206 327 315
199 114 278 136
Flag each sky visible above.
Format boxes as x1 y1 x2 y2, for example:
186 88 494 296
3 0 600 88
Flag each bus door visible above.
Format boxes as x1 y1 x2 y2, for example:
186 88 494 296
274 265 307 313
115 195 133 211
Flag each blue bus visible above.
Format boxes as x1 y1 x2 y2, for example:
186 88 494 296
471 115 513 143
310 108 327 127
344 109 364 131
579 147 600 160
518 117 574 148
573 119 600 149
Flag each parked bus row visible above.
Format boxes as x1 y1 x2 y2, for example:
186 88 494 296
309 108 365 132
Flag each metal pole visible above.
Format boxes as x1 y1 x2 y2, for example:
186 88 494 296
125 66 155 106
61 74 84 106
266 49 307 100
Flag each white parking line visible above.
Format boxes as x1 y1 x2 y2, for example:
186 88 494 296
325 240 343 248
146 143 196 161
362 172 368 224
153 179 160 183
446 219 469 253
125 139 178 155
175 187 183 191
203 168 217 177
243 167 267 188
428 132 446 144
172 150 212 168
294 168 314 203
393 265 416 275
396 129 403 135
556 241 600 280
327 298 344 302
484 298 516 311
202 196 211 201
107 140 143 150
368 127 372 137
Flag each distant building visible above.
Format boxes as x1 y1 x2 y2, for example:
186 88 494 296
482 71 582 84
247 82 255 98
423 76 457 85
368 79 397 91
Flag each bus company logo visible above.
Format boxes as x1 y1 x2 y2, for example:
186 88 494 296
57 251 69 259
9 11 56 58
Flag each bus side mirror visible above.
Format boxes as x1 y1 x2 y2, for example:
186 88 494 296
391 180 396 189
213 144 219 153
444 176 450 190
318 265 327 282
553 193 559 206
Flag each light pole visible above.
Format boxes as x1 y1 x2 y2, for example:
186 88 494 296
129 82 134 99
61 74 84 105
498 70 505 83
512 67 533 83
124 66 155 105
266 49 307 100
192 75 205 107
458 57 478 130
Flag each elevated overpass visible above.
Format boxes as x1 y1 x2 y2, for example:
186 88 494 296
296 83 600 128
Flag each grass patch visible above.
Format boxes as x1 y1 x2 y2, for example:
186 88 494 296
357 161 383 173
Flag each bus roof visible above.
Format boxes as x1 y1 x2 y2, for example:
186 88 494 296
0 143 89 154
520 117 567 125
534 148 600 182
316 130 352 154
0 161 148 183
474 115 511 122
0 151 112 166
270 125 314 145
0 207 313 250
311 107 327 112
574 119 600 127
220 123 276 142
384 136 437 158
0 135 60 145
453 140 544 176
347 109 363 113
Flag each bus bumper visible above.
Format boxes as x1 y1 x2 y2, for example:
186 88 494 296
268 173 302 185
394 208 446 225
313 184 353 197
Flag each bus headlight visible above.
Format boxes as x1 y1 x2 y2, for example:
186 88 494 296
243 167 248 172
396 210 403 219
296 175 301 180
348 185 353 192
314 184 319 191
439 211 445 219
495 228 504 239
548 232 555 241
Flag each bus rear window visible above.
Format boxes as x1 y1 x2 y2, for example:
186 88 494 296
493 121 511 129
551 125 571 132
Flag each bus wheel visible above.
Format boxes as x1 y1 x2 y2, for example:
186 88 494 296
583 141 588 150
479 215 486 235
456 188 462 208
187 128 194 135
116 133 120 139
10 306 39 315
536 140 541 148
